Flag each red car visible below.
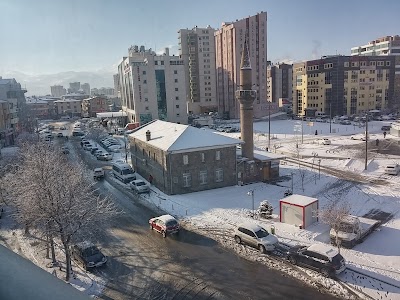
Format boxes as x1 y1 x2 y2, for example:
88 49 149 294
149 214 180 238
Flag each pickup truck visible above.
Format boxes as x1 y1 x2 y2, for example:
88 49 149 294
93 168 105 180
330 215 379 248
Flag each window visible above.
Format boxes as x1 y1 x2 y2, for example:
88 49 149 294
155 61 158 65
183 154 188 165
174 79 178 83
161 61 164 65
175 88 178 91
175 96 179 100
174 70 178 74
176 105 179 108
200 152 205 162
145 97 148 102
145 106 149 110
143 71 146 75
386 61 391 66
215 150 220 160
199 170 207 185
215 168 223 182
183 173 191 187
143 80 147 84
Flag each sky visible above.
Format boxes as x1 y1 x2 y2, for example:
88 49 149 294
1 0 400 75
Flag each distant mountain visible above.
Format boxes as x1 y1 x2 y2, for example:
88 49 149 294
2 71 115 96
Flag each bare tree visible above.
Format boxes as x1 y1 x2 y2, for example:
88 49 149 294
318 200 351 253
85 127 107 146
7 142 118 281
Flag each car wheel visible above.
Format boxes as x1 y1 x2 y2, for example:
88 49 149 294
259 244 266 254
289 256 297 265
321 268 330 278
162 231 167 238
234 235 241 244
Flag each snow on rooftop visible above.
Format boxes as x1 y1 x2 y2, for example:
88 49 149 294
129 120 241 152
307 244 339 258
96 111 127 118
280 194 318 206
253 149 286 161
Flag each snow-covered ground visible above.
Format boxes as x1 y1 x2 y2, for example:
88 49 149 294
2 118 400 299
130 119 400 300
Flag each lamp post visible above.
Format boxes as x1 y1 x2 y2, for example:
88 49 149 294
365 109 369 171
247 190 255 218
318 159 321 179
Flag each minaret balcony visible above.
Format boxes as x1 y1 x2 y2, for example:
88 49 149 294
235 90 257 99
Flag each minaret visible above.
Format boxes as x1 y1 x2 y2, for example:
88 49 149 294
235 35 256 159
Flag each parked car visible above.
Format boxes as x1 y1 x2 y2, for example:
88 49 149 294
129 179 150 193
340 120 351 125
56 132 63 138
90 147 99 154
149 214 180 238
59 125 67 130
93 168 105 180
71 242 107 271
97 153 112 161
93 150 104 157
286 244 346 278
319 138 331 145
108 145 122 152
385 164 400 175
83 143 94 151
381 125 391 131
61 146 69 154
234 223 278 253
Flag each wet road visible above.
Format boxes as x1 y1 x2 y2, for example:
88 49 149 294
68 135 340 300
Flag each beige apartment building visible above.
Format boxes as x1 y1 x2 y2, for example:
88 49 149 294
82 96 108 117
292 55 399 117
351 35 400 56
215 12 268 119
178 26 217 115
50 85 66 97
54 99 82 117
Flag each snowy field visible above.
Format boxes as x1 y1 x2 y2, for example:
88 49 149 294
135 118 400 300
1 118 400 299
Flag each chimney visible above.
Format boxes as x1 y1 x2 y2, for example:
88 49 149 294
146 130 151 141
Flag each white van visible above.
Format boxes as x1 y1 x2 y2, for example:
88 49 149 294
73 122 82 129
112 162 136 183
385 164 400 175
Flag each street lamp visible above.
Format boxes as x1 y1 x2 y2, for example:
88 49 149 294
318 159 321 179
247 190 255 219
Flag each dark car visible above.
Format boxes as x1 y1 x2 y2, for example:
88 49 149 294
286 244 346 278
72 242 107 270
90 147 99 154
381 125 391 131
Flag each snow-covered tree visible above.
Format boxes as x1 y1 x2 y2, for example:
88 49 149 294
7 142 118 281
318 200 351 253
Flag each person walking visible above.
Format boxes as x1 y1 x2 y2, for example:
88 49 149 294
148 174 153 185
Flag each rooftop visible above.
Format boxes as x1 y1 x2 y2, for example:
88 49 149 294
280 194 318 206
307 244 339 258
129 120 242 152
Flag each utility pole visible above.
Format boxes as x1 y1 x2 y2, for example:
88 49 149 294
268 102 271 150
301 116 304 144
329 101 332 134
365 110 369 170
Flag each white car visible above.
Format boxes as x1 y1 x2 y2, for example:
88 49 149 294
385 164 400 175
97 153 112 161
234 223 278 253
129 179 150 193
320 138 331 145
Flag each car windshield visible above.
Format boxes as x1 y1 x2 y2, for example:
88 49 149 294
166 220 178 227
254 228 269 238
81 246 100 257
122 169 134 175
331 254 344 266
136 182 146 186
338 223 354 233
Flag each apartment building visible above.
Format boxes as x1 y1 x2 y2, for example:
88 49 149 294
81 83 90 95
215 12 268 119
351 35 400 56
266 62 292 104
0 100 12 146
54 99 82 117
68 82 80 93
292 55 398 117
113 74 121 97
50 85 66 97
118 45 188 125
82 96 108 117
178 26 217 115
26 98 50 118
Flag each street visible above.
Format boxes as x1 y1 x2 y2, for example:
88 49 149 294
68 135 340 300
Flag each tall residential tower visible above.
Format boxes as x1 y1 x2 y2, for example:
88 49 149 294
215 12 267 119
178 26 217 115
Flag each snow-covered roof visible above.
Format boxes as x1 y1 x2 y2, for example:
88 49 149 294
307 244 339 258
54 99 82 103
238 222 262 232
280 194 318 206
96 111 127 118
129 120 242 152
155 214 176 223
253 150 286 161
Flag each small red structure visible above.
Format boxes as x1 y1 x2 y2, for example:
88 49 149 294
280 194 319 229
